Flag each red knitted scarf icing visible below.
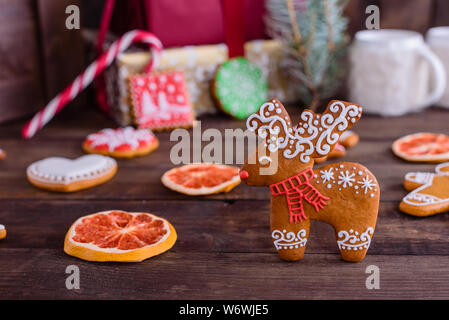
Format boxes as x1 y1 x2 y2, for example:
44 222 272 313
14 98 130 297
269 168 329 223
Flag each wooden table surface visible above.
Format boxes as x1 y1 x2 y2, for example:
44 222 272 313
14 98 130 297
0 105 448 300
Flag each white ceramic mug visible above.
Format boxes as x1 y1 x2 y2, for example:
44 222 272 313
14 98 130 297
427 27 449 109
349 29 446 116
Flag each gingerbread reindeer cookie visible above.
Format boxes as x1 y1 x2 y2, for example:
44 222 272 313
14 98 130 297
240 99 380 262
400 162 449 217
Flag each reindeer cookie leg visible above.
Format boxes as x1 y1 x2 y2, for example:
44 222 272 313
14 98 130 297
271 207 310 261
316 163 380 262
334 224 375 262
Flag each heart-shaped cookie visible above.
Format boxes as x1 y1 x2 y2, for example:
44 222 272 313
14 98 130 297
27 155 117 192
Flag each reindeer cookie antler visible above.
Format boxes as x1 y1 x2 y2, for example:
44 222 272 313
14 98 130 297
247 99 362 163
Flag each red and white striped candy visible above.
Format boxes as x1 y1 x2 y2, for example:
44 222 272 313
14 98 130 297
22 30 162 139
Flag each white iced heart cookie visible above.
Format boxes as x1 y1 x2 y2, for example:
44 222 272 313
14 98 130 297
27 155 117 192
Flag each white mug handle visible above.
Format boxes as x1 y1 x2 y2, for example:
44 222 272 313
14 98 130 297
417 44 446 107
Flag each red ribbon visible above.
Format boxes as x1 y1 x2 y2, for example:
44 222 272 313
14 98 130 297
222 0 246 58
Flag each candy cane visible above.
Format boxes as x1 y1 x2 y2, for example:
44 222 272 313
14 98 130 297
22 30 162 139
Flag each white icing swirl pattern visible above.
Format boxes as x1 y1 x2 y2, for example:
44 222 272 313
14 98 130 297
247 100 362 163
337 227 374 251
405 172 435 185
404 192 443 205
272 229 307 250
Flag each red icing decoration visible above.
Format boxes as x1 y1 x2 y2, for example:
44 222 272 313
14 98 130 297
129 71 194 130
270 168 329 223
223 0 246 58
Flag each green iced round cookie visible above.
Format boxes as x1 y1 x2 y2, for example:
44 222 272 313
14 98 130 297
213 57 268 119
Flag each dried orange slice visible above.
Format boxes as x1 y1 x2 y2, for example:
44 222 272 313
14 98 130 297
0 224 6 240
162 163 240 195
64 210 176 262
392 133 449 163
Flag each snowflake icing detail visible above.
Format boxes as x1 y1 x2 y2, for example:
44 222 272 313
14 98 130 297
337 170 356 188
320 168 335 183
358 175 376 194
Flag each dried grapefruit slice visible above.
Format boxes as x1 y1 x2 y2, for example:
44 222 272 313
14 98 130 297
0 224 6 240
162 163 240 195
392 133 449 163
64 210 176 262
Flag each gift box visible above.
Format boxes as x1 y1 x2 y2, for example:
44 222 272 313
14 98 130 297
107 0 267 48
106 40 300 125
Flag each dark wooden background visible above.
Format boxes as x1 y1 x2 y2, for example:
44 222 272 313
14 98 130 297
0 0 84 123
345 0 449 35
1 0 449 124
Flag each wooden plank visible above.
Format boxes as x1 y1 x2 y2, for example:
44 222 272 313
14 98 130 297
36 0 85 100
36 0 85 96
0 0 46 123
0 199 447 255
1 103 448 140
0 137 444 202
344 0 381 36
0 162 437 202
379 0 433 33
0 249 447 299
0 107 447 203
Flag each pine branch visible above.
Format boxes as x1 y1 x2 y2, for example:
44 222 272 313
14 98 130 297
285 0 305 56
285 0 318 109
323 0 334 51
265 0 349 110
